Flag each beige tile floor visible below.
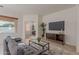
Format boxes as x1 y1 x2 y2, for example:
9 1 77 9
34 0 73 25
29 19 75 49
44 39 77 55
25 38 78 55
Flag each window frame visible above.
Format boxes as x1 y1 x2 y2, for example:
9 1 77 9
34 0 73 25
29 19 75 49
0 15 18 33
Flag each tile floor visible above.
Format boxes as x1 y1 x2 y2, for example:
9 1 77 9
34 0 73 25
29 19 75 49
44 39 78 55
25 38 78 55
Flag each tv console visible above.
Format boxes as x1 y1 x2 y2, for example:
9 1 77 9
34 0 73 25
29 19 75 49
46 33 65 44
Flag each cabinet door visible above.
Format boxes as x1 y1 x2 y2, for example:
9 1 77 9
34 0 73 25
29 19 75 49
46 33 56 40
57 35 64 41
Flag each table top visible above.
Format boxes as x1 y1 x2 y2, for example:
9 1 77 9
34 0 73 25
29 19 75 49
30 39 49 47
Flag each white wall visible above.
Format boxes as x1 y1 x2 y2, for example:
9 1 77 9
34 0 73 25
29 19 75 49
17 16 24 39
23 15 39 42
38 15 43 37
43 7 77 46
76 5 79 52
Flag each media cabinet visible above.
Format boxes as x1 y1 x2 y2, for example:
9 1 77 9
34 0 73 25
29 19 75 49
46 33 65 44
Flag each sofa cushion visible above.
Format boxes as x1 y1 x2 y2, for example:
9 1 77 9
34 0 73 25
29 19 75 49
3 36 12 55
8 39 18 55
14 38 22 43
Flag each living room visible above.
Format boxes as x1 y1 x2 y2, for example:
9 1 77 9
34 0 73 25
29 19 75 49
0 4 79 55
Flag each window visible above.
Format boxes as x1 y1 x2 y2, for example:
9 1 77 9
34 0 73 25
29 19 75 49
0 15 18 33
0 20 16 33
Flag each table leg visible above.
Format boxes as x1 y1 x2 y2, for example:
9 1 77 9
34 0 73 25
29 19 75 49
48 43 50 50
29 40 30 46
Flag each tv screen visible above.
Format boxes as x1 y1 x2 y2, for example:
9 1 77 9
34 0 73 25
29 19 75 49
49 21 64 31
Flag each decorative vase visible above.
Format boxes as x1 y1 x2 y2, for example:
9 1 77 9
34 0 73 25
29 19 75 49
37 37 41 42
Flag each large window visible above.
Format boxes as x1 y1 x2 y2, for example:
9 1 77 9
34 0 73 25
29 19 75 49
0 15 18 33
0 20 16 33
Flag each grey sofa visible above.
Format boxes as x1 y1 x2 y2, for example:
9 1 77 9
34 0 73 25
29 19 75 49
3 36 23 55
3 36 43 55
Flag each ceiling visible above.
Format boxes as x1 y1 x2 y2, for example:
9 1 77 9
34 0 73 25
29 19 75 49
0 4 76 17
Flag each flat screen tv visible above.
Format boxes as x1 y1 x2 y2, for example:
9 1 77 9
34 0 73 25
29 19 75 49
49 21 64 31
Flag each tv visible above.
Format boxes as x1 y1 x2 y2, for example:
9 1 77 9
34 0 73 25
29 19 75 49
49 21 64 31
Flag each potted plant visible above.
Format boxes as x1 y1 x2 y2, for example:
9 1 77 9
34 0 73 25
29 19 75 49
40 22 46 38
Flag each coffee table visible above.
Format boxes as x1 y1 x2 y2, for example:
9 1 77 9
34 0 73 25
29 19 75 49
29 39 50 54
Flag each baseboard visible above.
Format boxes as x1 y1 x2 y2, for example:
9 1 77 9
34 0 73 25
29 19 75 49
65 42 76 48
